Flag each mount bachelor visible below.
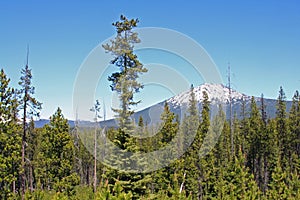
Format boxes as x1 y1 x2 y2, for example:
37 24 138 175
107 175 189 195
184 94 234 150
35 83 291 128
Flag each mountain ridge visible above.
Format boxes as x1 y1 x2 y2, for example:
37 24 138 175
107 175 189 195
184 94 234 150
35 83 292 128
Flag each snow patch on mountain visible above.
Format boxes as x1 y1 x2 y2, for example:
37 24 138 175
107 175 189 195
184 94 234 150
167 83 250 107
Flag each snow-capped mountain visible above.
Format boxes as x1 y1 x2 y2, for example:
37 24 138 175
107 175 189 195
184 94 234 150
133 83 291 125
167 83 250 107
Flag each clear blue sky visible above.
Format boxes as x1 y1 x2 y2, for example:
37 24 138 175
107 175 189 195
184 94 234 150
1 0 299 120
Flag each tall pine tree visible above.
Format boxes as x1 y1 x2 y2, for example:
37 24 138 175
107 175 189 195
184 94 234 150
18 54 42 199
102 15 150 199
185 91 210 199
103 15 147 132
0 69 21 198
35 108 79 196
289 91 300 160
276 86 291 169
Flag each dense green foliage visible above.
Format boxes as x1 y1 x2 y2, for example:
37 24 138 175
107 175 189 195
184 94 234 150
35 108 79 196
0 15 299 199
0 69 21 199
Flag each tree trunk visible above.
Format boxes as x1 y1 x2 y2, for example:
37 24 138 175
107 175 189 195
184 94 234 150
258 153 263 191
94 127 97 192
29 165 33 192
13 181 15 194
86 165 90 185
196 163 203 200
263 154 268 193
21 99 27 200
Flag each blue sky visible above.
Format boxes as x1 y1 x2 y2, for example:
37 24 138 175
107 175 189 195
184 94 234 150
0 0 299 120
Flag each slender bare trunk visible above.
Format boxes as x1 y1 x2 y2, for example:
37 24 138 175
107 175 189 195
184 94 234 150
263 155 268 193
13 181 15 194
179 172 186 193
94 127 97 193
21 98 27 200
86 165 90 185
29 164 33 192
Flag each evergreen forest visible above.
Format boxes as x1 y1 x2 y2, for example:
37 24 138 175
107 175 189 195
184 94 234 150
0 15 299 200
